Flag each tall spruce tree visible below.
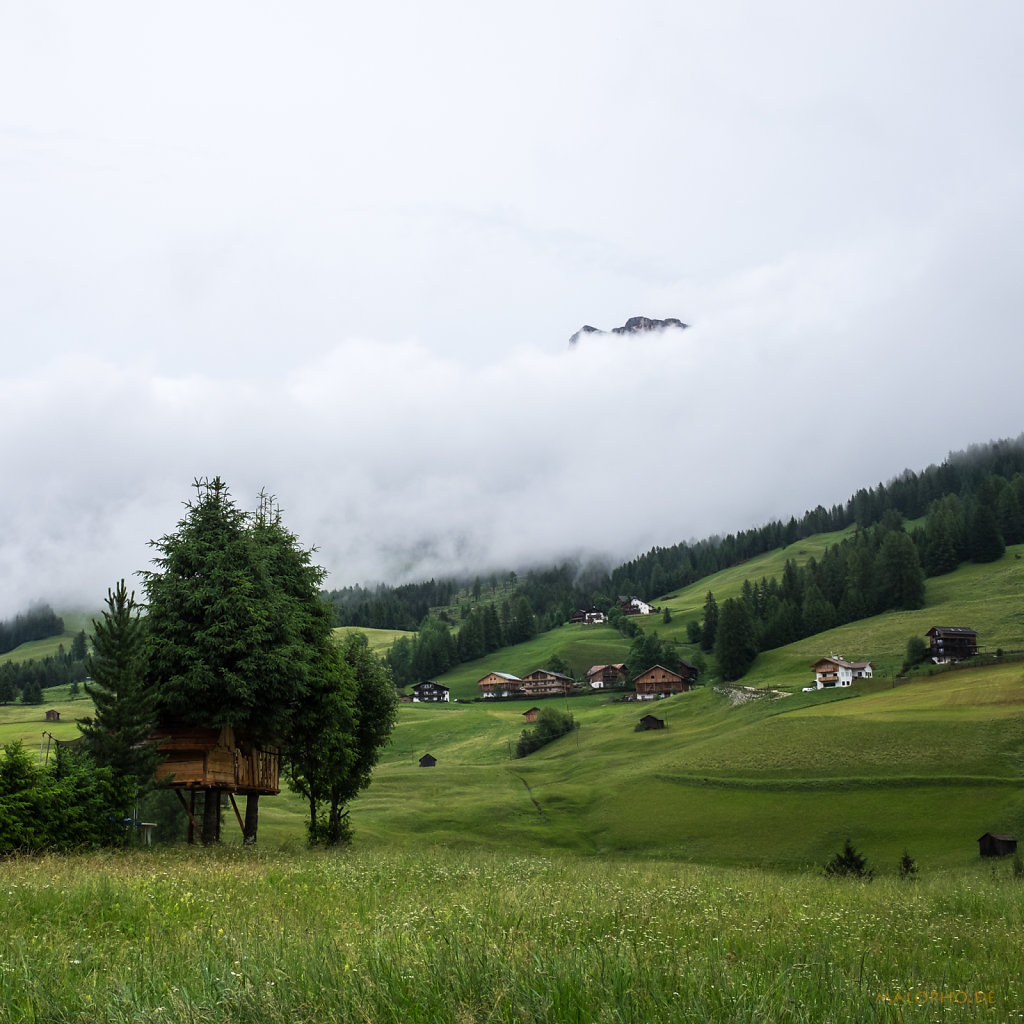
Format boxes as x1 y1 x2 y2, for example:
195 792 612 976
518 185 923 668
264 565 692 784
714 597 758 681
78 581 158 815
700 591 719 654
143 479 317 844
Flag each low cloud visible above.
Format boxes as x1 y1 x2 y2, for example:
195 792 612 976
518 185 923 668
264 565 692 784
4 231 1022 620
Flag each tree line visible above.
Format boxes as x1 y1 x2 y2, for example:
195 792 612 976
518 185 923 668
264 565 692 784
697 465 1024 680
384 595 540 687
327 432 1024 685
0 603 64 655
0 630 88 705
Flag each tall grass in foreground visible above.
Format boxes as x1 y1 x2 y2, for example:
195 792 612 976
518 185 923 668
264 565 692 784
1 848 1021 1023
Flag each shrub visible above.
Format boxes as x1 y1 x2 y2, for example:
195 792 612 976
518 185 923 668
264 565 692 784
897 850 918 880
516 708 576 758
823 838 873 880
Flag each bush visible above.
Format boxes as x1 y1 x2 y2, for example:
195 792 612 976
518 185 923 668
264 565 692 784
897 850 918 880
823 838 873 880
0 741 128 854
516 708 576 758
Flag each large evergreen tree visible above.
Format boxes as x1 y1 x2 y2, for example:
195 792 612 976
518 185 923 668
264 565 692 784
714 598 758 681
875 529 926 610
142 479 327 844
700 591 719 654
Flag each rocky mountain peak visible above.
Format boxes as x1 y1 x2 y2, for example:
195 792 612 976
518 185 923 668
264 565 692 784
569 316 688 346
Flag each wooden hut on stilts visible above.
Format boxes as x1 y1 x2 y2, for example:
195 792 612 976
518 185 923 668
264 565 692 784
152 725 280 845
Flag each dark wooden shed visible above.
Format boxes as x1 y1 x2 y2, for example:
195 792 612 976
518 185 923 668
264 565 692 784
44 709 60 722
419 753 437 767
978 832 1017 857
522 707 540 723
638 714 666 731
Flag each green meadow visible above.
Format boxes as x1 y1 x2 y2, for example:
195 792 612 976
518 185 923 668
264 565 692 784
1 847 1021 1023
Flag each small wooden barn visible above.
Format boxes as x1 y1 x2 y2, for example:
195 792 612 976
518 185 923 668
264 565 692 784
419 753 437 768
522 707 540 723
638 714 665 731
44 709 60 722
978 832 1018 858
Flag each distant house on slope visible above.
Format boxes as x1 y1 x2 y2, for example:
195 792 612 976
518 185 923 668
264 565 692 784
619 596 653 616
587 664 627 689
634 665 691 700
411 681 450 703
637 714 665 731
520 669 575 698
419 753 437 768
678 659 699 684
570 608 607 625
811 656 873 689
477 672 523 698
926 627 979 664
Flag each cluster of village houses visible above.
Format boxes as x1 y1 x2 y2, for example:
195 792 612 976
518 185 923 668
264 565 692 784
406 661 698 705
404 626 980 705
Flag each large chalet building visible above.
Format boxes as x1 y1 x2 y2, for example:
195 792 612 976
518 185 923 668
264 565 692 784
587 664 627 689
520 669 575 697
477 672 523 698
926 627 979 664
410 681 450 702
634 665 691 700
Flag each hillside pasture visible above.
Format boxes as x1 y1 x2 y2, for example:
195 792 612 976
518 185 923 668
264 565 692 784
4 658 1022 870
346 662 1024 871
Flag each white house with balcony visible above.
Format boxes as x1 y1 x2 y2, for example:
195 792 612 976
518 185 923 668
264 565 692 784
810 656 873 689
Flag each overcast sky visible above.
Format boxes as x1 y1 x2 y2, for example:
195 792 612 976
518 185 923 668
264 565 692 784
2 1 1023 618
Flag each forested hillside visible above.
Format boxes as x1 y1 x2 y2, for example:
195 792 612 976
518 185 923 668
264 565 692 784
325 433 1024 685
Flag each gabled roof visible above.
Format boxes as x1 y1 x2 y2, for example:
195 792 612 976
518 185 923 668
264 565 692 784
811 656 873 670
633 664 684 681
926 626 977 636
525 668 574 682
478 671 521 682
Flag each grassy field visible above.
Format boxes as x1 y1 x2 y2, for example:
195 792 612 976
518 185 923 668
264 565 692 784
0 847 1020 1023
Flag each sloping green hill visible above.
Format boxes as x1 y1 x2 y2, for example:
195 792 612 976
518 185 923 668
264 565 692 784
353 661 1024 870
4 541 1023 871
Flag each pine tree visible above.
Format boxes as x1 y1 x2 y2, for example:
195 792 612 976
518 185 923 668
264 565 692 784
714 598 758 681
876 530 925 610
970 503 1005 563
78 581 158 814
700 592 719 654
